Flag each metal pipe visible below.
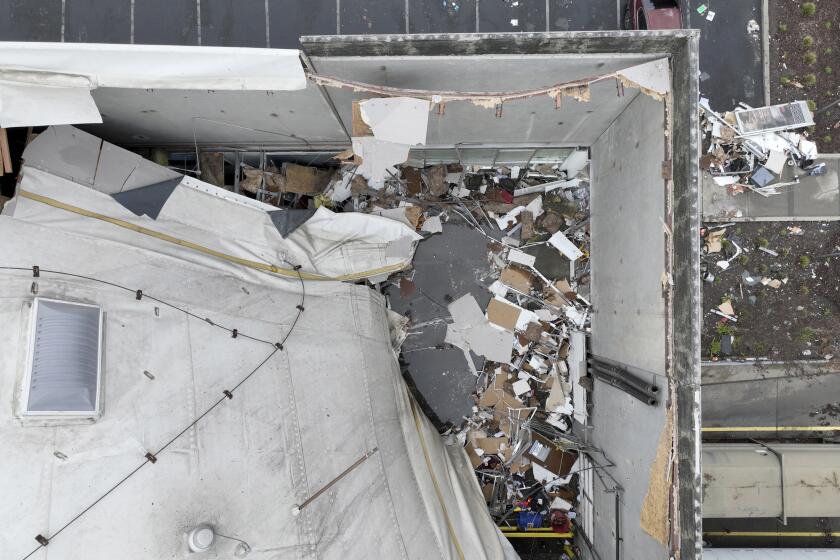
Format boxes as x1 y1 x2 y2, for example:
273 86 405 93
587 358 658 395
589 367 658 406
750 439 786 526
588 361 658 396
615 490 621 560
292 448 378 514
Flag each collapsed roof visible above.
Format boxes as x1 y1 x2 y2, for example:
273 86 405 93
0 31 701 560
0 127 517 559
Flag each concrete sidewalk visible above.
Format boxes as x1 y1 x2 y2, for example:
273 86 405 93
703 154 840 221
702 360 840 436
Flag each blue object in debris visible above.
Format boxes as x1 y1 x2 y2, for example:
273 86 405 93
807 162 826 176
517 511 543 530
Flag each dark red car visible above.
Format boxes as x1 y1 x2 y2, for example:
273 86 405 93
623 0 682 30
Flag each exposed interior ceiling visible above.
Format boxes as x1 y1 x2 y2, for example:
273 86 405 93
80 52 664 151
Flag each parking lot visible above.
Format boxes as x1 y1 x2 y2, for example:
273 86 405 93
0 0 764 111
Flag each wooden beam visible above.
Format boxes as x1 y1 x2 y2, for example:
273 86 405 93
0 128 12 174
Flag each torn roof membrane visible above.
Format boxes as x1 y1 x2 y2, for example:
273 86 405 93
15 126 420 282
0 42 306 128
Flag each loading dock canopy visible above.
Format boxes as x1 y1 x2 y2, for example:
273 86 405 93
703 443 840 519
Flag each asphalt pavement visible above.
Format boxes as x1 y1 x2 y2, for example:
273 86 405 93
682 0 766 111
0 0 762 113
0 0 620 44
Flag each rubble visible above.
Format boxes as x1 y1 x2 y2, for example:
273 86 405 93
107 90 594 542
700 99 818 197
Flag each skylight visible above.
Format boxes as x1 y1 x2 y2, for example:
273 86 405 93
23 298 103 416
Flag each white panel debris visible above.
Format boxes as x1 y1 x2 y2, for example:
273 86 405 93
548 230 584 261
0 80 101 128
359 97 430 145
0 43 306 127
445 294 514 364
569 330 588 425
421 215 443 234
352 97 430 189
559 150 589 179
352 137 411 190
0 42 307 91
506 248 537 268
494 206 525 230
616 58 671 98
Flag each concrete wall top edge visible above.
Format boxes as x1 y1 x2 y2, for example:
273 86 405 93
300 31 700 58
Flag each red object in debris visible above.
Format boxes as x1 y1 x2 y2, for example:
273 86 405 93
623 0 682 30
549 510 571 533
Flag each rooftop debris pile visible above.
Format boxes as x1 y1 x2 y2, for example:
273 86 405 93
207 142 595 546
701 221 840 361
369 156 593 548
700 99 823 202
215 92 596 546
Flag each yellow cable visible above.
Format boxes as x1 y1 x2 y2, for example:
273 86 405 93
408 395 465 560
703 426 840 432
704 531 840 537
19 190 410 282
501 532 573 539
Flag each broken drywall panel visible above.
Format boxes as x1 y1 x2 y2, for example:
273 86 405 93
499 267 533 293
386 308 410 360
329 171 355 203
489 281 508 298
466 324 515 364
352 101 374 137
0 80 101 128
421 215 443 234
359 97 430 145
616 58 670 99
548 230 584 261
352 137 411 190
569 330 587 425
22 125 102 185
524 195 543 219
512 378 531 397
559 151 589 180
507 248 536 268
446 294 514 363
514 306 541 332
486 297 520 332
449 293 485 329
495 206 525 230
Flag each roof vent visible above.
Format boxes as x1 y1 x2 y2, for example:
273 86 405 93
187 525 215 552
